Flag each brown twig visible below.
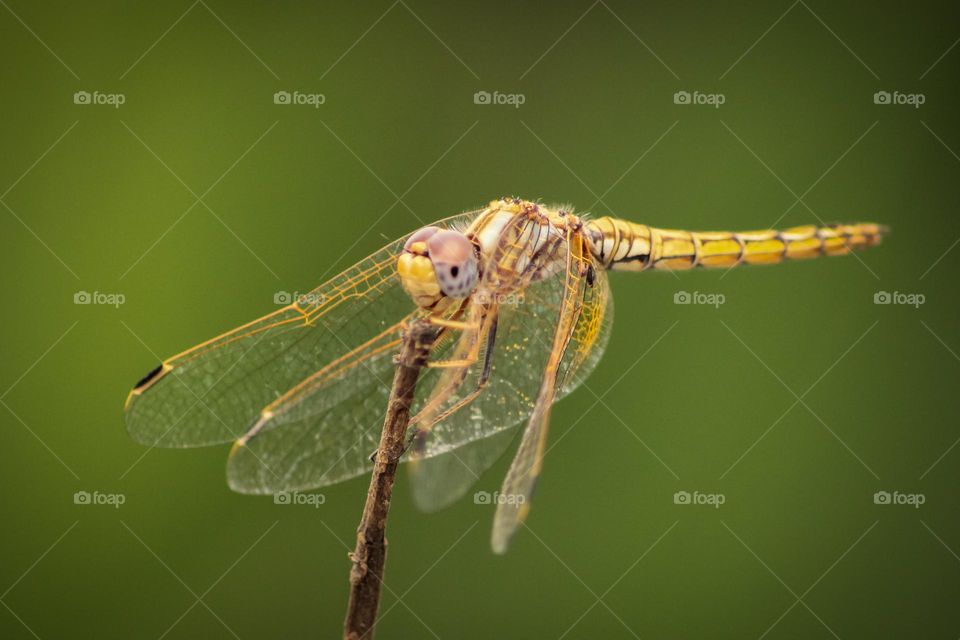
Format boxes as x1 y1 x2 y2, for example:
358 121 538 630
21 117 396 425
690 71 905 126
343 319 437 640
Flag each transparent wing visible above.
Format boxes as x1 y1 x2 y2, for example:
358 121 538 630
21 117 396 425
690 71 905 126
222 215 483 494
410 230 613 513
558 259 613 396
220 209 540 497
124 211 479 457
408 429 517 513
491 232 602 553
406 287 556 513
226 321 408 493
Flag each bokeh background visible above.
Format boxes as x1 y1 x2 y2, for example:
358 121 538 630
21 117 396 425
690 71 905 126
2 1 959 638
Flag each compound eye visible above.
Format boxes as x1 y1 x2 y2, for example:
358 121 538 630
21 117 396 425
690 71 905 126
426 230 478 298
404 226 440 252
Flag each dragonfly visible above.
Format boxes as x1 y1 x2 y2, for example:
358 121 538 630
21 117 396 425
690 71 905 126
125 197 886 553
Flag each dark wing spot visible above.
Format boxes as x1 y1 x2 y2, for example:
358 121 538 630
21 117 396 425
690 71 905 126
451 265 459 277
133 364 164 390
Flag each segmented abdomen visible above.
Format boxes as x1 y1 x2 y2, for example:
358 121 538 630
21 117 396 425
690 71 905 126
586 217 887 271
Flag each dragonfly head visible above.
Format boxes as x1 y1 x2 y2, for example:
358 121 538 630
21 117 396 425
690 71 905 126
398 226 479 307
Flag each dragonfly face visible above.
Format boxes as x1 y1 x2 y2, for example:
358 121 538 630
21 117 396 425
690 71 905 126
397 225 479 307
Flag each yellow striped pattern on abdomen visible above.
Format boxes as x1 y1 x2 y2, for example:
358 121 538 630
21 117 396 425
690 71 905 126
585 217 887 271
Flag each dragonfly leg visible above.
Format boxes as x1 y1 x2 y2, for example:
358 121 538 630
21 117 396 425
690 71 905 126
427 316 480 331
415 376 490 441
423 310 485 370
425 358 477 369
410 350 478 420
409 314 499 456
409 358 475 428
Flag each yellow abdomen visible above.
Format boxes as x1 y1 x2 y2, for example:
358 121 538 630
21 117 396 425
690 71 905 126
586 217 887 271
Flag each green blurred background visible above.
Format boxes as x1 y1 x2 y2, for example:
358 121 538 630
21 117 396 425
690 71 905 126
2 1 958 638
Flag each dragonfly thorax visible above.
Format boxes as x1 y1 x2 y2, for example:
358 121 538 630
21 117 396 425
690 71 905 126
397 226 479 307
